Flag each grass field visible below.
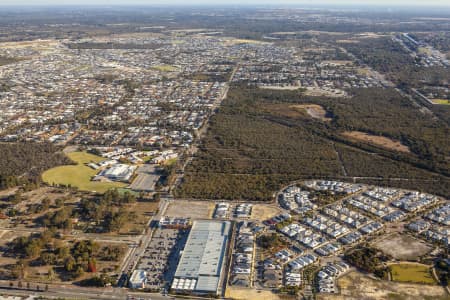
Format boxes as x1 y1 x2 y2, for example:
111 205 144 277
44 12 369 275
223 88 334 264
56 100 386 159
432 99 450 105
390 263 437 284
152 65 178 72
42 151 126 193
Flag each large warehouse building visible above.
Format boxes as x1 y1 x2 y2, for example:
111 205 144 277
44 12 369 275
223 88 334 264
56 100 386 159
171 220 231 296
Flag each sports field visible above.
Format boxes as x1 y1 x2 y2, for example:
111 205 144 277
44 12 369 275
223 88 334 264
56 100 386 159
390 263 437 284
152 65 178 72
42 151 126 193
432 99 450 105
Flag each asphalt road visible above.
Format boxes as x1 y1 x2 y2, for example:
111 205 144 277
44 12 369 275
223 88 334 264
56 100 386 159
0 279 184 300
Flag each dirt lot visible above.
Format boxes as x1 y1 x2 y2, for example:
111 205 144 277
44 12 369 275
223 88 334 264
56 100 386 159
322 60 353 66
259 85 301 91
262 103 304 118
342 131 411 153
372 234 432 261
304 87 347 98
165 200 214 219
251 205 282 220
262 103 332 121
225 287 291 300
336 39 359 43
317 271 448 300
291 104 332 121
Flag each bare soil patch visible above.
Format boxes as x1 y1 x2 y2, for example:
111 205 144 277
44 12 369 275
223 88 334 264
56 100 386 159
304 87 347 98
262 103 332 121
322 60 353 66
165 200 214 219
317 271 448 300
372 234 432 261
336 39 359 44
251 205 282 220
259 85 301 91
342 131 410 153
291 104 332 121
225 287 287 300
261 103 304 118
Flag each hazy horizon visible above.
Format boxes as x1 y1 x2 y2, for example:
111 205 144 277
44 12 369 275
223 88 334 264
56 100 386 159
0 0 449 7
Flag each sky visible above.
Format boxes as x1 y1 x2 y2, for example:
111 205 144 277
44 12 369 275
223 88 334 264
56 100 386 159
0 0 449 6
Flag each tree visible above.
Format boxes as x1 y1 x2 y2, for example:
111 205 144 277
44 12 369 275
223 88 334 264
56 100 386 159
12 191 23 204
75 266 85 278
0 142 72 191
11 259 27 279
121 191 136 204
64 256 76 272
55 198 64 208
42 198 51 211
153 193 161 202
40 252 56 265
57 246 71 260
25 240 42 258
48 268 55 281
87 258 97 273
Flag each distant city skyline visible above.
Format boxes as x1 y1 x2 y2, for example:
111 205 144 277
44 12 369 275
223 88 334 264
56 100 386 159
0 0 449 6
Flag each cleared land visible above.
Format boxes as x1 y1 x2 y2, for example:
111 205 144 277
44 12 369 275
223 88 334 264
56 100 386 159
165 200 214 219
342 131 410 153
373 234 432 261
262 103 331 121
225 287 286 300
317 271 447 300
322 60 353 65
42 151 126 193
259 85 302 91
291 104 332 121
390 263 437 285
304 87 346 98
251 205 283 220
224 38 269 46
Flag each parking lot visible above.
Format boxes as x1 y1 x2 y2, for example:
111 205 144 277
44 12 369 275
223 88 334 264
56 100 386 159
136 228 188 290
130 165 160 192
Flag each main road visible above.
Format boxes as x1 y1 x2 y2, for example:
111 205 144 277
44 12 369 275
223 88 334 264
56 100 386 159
0 282 171 300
